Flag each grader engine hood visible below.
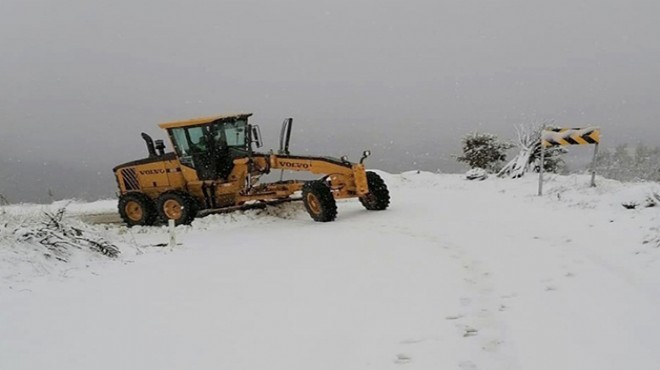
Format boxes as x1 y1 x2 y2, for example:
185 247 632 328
273 155 349 170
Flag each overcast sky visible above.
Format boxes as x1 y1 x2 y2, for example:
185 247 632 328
1 0 659 202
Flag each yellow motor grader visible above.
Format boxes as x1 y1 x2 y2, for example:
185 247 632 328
113 113 390 226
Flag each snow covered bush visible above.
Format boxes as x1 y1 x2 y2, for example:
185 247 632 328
596 144 660 182
621 192 660 210
456 132 512 173
465 168 488 181
1 206 120 262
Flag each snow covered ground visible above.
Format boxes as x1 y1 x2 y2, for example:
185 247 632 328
1 171 660 370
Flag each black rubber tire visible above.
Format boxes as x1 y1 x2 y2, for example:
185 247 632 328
118 192 157 227
156 191 197 225
359 171 390 211
302 181 337 222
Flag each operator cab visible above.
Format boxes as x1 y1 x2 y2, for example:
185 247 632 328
159 113 259 181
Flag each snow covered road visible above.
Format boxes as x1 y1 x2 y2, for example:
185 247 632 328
2 172 660 370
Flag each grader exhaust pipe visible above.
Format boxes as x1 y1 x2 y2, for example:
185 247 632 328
279 118 293 155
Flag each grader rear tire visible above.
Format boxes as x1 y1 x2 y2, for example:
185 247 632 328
156 191 197 225
118 192 157 227
302 181 337 222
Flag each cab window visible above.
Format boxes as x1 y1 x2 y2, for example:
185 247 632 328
224 120 247 147
170 127 201 167
187 127 206 151
171 128 190 156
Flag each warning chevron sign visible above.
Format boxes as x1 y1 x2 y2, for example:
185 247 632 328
542 127 600 148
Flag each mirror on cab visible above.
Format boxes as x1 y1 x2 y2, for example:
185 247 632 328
251 125 263 148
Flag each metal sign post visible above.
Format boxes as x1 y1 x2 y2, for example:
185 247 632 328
590 143 599 187
538 143 545 196
539 126 601 196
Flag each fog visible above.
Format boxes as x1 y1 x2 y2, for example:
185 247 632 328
1 0 659 202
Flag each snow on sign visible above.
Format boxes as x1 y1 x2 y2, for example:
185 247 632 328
541 127 600 148
539 127 601 195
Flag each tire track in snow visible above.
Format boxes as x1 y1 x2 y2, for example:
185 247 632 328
367 219 520 370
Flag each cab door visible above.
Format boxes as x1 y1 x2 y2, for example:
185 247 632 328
169 126 220 181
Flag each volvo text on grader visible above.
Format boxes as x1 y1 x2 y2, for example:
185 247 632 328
113 114 390 226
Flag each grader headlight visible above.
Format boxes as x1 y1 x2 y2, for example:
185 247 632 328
360 150 371 164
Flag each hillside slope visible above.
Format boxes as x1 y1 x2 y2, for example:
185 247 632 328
1 172 659 370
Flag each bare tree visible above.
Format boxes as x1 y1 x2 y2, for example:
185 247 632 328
498 121 566 178
498 123 545 178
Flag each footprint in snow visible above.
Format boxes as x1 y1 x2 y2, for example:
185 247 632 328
399 338 424 344
394 353 412 364
463 326 479 337
459 360 479 369
501 293 518 299
481 339 503 352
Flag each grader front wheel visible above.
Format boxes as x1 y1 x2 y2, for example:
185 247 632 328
359 171 390 211
302 181 337 222
118 193 157 227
